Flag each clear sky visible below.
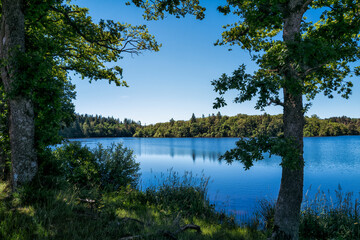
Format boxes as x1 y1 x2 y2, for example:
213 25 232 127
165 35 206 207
72 0 360 125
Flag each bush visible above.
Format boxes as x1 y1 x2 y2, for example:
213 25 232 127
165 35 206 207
53 142 140 191
144 170 213 217
93 143 141 190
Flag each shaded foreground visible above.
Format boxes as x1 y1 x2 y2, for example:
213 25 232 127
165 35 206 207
0 143 262 240
0 182 262 240
0 143 359 239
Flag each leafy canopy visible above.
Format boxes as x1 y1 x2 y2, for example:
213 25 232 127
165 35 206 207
213 0 360 110
212 0 360 167
0 0 163 152
129 0 206 20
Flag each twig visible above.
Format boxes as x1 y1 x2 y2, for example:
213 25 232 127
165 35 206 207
119 217 145 225
119 235 142 240
178 224 201 233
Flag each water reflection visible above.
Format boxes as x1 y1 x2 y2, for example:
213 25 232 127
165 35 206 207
77 136 360 171
71 136 360 214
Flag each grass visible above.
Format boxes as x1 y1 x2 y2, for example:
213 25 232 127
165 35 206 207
0 175 265 240
0 143 261 239
1 142 358 239
299 185 360 240
249 185 360 240
1 181 359 240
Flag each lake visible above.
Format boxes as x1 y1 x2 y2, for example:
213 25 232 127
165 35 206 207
69 136 360 216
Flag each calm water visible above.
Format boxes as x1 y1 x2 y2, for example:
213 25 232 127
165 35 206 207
70 136 360 215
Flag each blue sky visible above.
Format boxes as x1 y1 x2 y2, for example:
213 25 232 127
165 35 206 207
72 0 360 124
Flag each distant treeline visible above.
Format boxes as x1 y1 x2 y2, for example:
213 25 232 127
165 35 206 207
60 113 360 138
60 114 140 138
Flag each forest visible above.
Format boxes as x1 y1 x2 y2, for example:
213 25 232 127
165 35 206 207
60 113 360 138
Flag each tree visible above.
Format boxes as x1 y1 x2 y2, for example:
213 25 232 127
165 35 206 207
212 1 360 239
0 0 206 189
0 0 163 189
169 118 175 126
190 113 197 123
0 0 37 188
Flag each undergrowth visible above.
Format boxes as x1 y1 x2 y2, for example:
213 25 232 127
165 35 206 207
1 141 357 239
0 142 263 240
251 185 360 240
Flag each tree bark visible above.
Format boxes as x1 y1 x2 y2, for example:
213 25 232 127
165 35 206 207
0 93 8 180
271 1 306 239
0 0 37 189
272 91 304 240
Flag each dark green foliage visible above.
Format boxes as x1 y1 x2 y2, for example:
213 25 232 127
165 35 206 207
60 114 141 138
53 142 140 190
304 115 360 137
134 113 284 138
129 0 206 20
133 114 359 138
60 113 360 141
0 149 254 240
19 0 160 150
215 0 360 103
0 0 163 186
211 0 360 176
32 71 76 151
144 170 213 217
190 113 197 123
62 113 360 139
93 143 141 190
23 1 160 87
299 186 360 240
220 135 300 170
0 85 10 180
53 142 99 188
252 187 360 240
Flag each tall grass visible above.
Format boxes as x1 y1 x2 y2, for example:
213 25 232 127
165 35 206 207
252 185 360 239
0 143 264 240
300 185 360 239
144 169 213 217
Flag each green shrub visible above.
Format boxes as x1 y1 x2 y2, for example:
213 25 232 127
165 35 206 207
93 143 141 190
53 142 140 191
144 170 214 217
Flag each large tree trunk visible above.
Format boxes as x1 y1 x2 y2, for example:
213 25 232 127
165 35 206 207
0 0 37 189
272 91 304 239
271 1 306 239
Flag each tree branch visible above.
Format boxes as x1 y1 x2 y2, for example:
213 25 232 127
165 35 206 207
49 6 125 54
302 0 313 11
269 97 284 107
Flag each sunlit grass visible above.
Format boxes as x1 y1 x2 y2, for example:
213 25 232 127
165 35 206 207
2 178 358 239
0 173 259 240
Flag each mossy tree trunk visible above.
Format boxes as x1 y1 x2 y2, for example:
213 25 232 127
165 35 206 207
0 0 37 189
